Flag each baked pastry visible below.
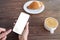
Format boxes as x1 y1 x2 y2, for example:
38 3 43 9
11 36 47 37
27 1 43 10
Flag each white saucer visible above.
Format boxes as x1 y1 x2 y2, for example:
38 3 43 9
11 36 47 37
23 1 45 14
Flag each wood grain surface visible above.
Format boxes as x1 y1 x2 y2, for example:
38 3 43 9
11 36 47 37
0 0 60 40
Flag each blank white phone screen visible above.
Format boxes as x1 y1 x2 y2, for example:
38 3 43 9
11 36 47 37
13 12 30 34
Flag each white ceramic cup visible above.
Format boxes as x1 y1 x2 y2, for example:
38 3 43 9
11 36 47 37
44 17 59 34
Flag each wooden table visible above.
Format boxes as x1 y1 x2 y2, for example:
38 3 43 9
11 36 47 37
0 0 60 40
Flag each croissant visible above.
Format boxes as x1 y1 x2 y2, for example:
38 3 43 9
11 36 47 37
27 1 43 10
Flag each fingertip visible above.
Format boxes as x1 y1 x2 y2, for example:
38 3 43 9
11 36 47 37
27 22 29 25
6 29 12 34
0 28 6 32
25 22 29 30
26 22 29 27
9 29 12 32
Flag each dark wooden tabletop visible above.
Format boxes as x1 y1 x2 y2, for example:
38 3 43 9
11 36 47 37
0 0 60 40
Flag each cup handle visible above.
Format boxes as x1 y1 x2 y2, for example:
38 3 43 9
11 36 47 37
50 29 54 34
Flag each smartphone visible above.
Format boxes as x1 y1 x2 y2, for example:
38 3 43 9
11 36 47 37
13 12 30 35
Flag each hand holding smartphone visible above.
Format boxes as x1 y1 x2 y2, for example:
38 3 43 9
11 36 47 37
13 12 30 35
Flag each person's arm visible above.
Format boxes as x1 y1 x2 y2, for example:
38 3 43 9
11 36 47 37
19 22 29 40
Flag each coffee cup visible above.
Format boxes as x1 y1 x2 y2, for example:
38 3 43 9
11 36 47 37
44 17 59 34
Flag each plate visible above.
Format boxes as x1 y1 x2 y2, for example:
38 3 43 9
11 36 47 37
23 1 45 14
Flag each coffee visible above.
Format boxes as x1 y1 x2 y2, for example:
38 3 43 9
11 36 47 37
45 17 58 28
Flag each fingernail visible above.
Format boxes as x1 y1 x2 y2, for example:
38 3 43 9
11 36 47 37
9 29 12 32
